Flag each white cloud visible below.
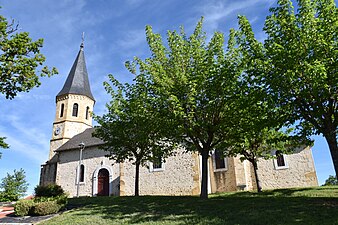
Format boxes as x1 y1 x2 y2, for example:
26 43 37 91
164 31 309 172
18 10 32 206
3 133 47 163
0 114 49 163
115 29 146 51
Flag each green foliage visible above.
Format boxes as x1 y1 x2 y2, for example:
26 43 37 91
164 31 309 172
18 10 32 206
0 136 9 159
14 191 67 216
0 10 58 154
14 199 35 216
54 193 68 207
236 0 338 177
94 70 176 196
323 175 338 186
0 168 28 201
34 184 65 197
0 137 9 149
0 13 58 99
120 18 243 199
32 200 61 216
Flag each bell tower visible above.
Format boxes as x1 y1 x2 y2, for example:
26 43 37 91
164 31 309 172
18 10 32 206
49 42 95 159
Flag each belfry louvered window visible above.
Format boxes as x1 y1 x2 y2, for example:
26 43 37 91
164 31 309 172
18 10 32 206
60 103 64 117
72 103 78 117
86 106 90 119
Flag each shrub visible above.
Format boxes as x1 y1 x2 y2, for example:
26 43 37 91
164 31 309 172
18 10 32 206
55 194 68 209
34 184 65 197
14 184 68 217
14 199 35 217
32 200 61 216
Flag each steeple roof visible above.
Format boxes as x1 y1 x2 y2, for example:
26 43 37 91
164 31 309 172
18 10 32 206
57 43 95 101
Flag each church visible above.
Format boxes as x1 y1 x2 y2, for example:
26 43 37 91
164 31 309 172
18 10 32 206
40 43 318 197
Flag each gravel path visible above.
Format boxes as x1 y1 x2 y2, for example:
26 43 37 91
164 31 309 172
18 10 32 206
0 212 57 224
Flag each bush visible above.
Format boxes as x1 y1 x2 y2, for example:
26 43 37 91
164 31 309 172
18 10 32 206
14 199 35 217
15 198 66 216
14 187 68 217
55 194 68 208
32 200 61 216
34 184 65 197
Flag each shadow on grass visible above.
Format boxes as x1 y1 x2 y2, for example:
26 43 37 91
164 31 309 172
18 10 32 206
62 187 338 225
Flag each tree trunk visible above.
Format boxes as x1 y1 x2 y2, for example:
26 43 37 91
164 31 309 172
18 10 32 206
324 133 338 178
252 159 262 192
200 149 209 199
135 161 140 196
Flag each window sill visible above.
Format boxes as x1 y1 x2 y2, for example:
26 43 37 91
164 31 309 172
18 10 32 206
214 168 228 172
151 168 165 172
274 166 289 170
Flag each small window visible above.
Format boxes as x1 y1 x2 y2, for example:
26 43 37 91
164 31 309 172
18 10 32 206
85 106 90 120
276 151 285 167
213 149 228 172
79 164 85 183
60 103 64 117
150 156 164 172
72 103 78 117
77 164 85 183
273 150 289 170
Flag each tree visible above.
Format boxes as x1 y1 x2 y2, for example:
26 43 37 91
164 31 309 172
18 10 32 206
236 0 338 178
0 11 57 151
0 168 28 202
127 18 242 199
94 73 176 196
0 14 57 99
322 175 338 186
0 136 9 158
226 15 312 192
226 126 310 192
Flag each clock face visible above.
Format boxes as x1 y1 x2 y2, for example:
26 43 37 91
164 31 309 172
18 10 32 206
54 126 61 135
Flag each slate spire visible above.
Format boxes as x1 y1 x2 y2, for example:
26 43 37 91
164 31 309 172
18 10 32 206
57 42 95 101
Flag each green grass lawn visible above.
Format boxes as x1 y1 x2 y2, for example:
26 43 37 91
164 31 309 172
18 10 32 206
41 186 338 225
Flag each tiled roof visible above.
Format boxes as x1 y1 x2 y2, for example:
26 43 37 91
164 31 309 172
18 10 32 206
56 44 95 101
55 127 104 152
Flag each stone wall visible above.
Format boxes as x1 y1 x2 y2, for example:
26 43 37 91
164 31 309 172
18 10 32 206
49 94 94 159
209 147 318 192
56 146 119 197
257 147 318 189
40 162 57 186
120 148 200 196
209 157 237 192
54 94 94 126
54 145 318 197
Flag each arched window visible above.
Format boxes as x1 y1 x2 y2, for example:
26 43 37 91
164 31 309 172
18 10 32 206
85 106 90 120
60 103 64 117
72 103 78 117
79 164 85 183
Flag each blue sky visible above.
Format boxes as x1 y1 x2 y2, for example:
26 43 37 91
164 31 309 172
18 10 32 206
0 0 335 195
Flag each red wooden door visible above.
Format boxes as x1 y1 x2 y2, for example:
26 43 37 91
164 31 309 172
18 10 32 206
97 169 109 196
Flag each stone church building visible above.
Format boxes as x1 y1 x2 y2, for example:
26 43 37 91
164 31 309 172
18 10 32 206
40 44 318 197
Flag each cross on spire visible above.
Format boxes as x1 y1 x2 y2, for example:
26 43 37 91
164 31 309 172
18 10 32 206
80 32 85 49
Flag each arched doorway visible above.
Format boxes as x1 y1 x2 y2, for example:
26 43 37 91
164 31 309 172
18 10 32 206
97 168 109 196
